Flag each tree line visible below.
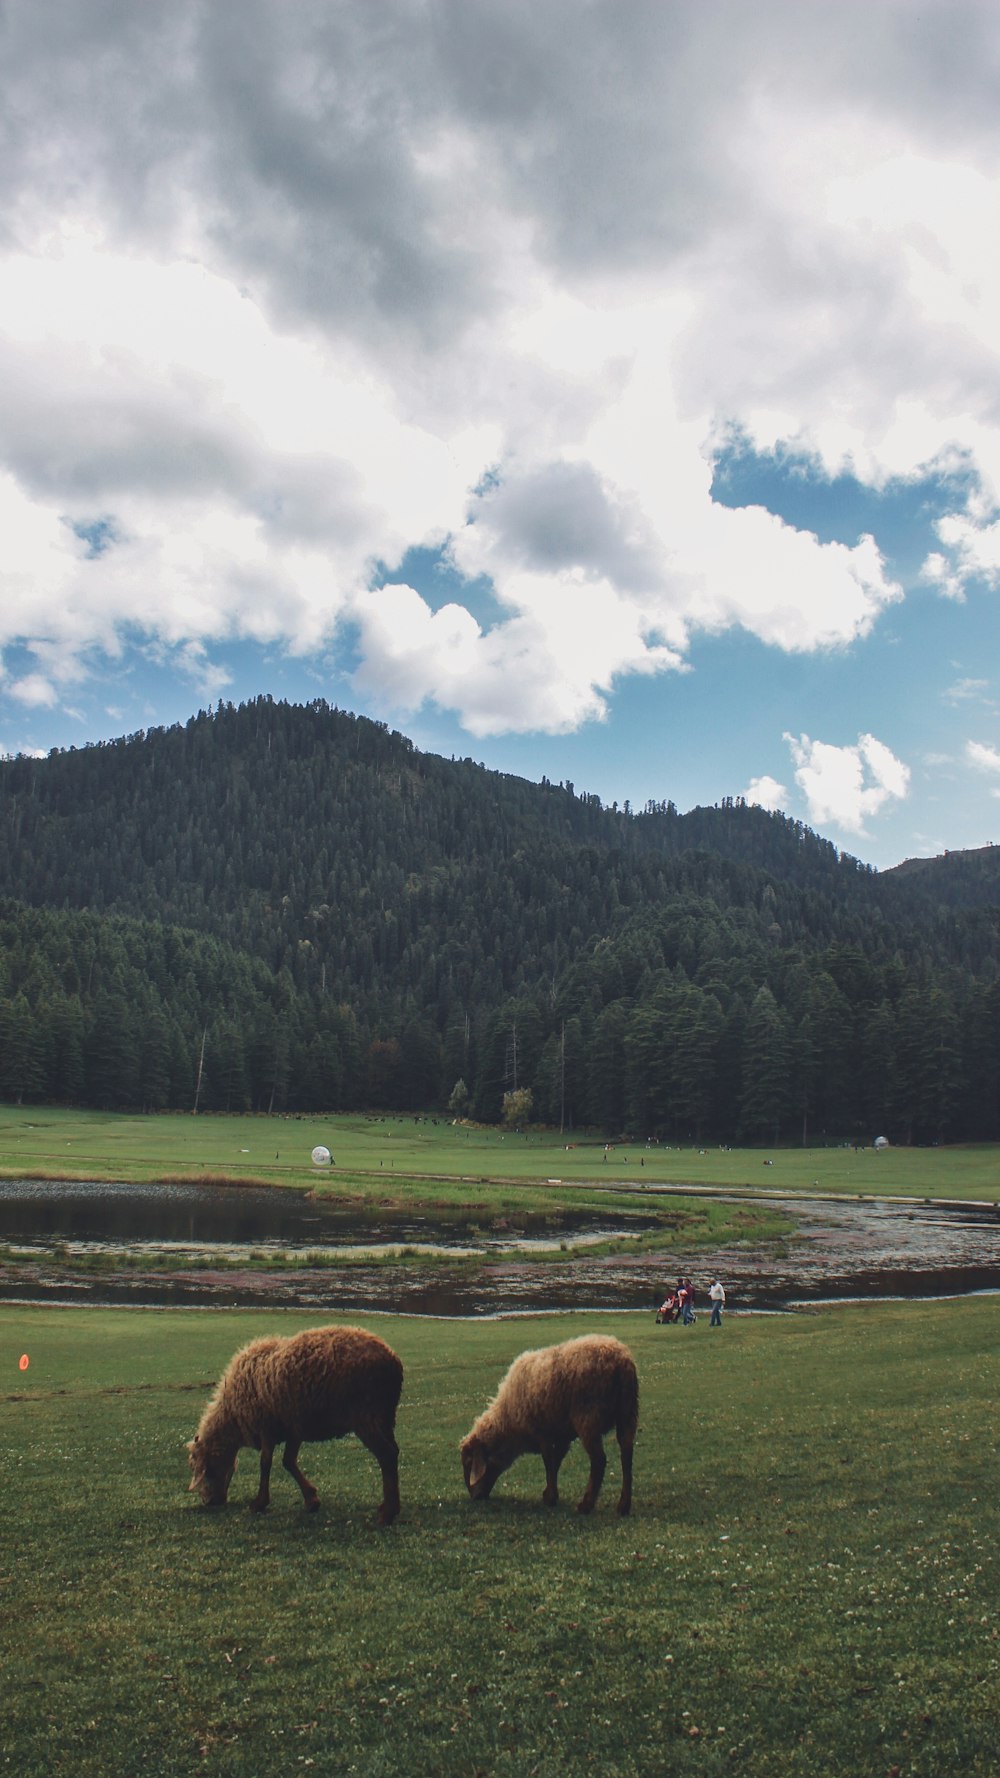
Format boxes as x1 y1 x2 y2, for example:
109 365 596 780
0 698 998 1142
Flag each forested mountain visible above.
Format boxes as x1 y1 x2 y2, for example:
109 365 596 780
882 844 1000 911
1 696 999 1143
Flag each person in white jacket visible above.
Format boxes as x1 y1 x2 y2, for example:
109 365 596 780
709 1279 726 1327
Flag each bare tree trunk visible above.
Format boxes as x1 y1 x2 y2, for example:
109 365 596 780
193 1024 208 1114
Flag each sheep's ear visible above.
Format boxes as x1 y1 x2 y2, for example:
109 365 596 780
468 1448 488 1489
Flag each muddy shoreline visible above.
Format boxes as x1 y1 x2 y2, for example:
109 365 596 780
1 1182 998 1316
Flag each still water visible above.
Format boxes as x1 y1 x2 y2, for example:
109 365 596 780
1 1178 998 1316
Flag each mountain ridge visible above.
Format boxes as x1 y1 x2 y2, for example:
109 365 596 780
0 696 998 1141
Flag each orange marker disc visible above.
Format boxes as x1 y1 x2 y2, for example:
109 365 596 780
19 1354 29 1371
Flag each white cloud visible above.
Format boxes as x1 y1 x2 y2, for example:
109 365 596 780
350 576 683 736
10 674 58 708
784 731 911 834
925 512 1000 601
745 775 787 812
0 1 998 737
967 739 1000 774
921 552 967 602
943 676 992 705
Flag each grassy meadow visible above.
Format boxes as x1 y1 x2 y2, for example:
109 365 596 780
1 1104 998 1204
2 1299 998 1777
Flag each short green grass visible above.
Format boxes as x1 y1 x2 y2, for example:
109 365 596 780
2 1300 998 1777
1 1105 998 1203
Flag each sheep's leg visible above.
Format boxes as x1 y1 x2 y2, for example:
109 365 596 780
540 1436 571 1506
282 1439 320 1511
356 1422 401 1526
576 1428 606 1514
616 1430 634 1517
251 1440 274 1512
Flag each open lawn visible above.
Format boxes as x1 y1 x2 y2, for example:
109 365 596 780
2 1299 998 1777
0 1105 998 1204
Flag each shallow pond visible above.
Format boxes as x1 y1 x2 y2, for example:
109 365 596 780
1 1178 998 1316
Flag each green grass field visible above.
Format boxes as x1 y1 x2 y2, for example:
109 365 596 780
1 1105 998 1204
2 1299 998 1777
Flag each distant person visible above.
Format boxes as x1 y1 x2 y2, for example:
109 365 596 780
709 1279 726 1327
680 1277 696 1324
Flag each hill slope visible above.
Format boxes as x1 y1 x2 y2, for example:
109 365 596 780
1 697 998 1141
882 844 1000 911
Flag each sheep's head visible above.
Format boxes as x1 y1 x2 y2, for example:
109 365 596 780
187 1436 238 1507
460 1434 505 1501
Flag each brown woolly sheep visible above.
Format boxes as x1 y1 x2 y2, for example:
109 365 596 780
460 1333 637 1515
187 1325 402 1524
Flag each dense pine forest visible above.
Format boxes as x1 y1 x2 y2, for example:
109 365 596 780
1 695 999 1143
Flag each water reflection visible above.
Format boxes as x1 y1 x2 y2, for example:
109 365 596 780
1 1178 998 1316
0 1178 650 1250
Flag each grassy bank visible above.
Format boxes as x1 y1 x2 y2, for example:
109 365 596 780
2 1299 998 1777
0 1192 792 1283
1 1105 998 1202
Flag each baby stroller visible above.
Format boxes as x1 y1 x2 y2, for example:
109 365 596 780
655 1292 680 1324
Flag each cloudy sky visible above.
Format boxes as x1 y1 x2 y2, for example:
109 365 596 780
3 0 1000 869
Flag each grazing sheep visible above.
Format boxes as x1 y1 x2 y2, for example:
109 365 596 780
187 1325 402 1524
460 1334 637 1515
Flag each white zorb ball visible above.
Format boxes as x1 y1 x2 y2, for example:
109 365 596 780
311 1145 332 1166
